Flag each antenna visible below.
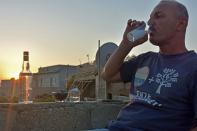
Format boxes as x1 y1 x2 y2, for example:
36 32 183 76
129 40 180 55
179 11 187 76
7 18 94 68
98 40 101 93
86 54 89 63
79 59 81 65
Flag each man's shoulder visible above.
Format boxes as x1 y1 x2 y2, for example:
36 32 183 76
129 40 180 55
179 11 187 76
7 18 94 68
190 50 197 57
186 50 197 62
137 51 158 59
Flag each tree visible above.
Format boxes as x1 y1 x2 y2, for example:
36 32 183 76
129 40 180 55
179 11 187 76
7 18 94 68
155 68 179 94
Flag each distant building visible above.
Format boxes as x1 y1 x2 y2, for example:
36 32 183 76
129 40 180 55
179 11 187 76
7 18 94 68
0 78 19 98
71 63 97 100
71 62 130 101
1 79 14 88
0 63 130 102
32 65 79 97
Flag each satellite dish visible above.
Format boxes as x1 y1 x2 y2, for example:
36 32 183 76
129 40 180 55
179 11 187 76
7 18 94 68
96 42 118 69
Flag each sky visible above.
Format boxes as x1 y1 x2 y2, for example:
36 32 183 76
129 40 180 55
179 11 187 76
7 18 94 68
0 0 197 80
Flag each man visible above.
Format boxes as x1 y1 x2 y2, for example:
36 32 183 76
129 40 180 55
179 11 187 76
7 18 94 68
95 0 197 131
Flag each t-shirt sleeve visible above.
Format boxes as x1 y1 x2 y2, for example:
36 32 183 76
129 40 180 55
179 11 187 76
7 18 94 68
120 52 153 83
120 57 138 83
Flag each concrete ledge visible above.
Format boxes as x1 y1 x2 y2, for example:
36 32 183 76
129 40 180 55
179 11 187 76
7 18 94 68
0 101 125 131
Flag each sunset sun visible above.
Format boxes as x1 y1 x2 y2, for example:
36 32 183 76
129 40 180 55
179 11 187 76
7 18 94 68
9 72 20 79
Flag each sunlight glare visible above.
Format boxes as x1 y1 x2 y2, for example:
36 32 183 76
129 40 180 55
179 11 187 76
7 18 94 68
9 72 20 79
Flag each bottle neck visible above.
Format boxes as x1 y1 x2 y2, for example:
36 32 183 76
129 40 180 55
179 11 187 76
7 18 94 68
21 61 31 73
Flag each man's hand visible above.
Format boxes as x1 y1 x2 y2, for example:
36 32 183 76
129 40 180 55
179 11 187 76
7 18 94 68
122 19 148 48
101 19 148 82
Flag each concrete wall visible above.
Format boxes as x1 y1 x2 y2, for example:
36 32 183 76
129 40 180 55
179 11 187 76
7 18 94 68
0 102 125 131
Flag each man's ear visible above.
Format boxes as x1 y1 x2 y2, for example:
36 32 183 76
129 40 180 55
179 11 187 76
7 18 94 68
176 17 188 31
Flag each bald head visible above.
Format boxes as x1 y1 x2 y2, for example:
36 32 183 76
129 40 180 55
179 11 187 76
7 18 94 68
148 0 189 46
159 0 189 21
156 0 189 32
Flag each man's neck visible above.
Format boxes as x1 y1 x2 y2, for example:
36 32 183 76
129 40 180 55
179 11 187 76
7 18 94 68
159 46 188 55
159 38 188 55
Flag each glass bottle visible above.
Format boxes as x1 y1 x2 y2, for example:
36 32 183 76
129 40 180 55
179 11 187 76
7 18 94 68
18 51 33 104
67 87 80 102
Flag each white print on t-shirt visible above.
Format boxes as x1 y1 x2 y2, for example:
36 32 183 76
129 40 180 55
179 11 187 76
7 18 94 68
148 68 179 94
134 66 149 87
130 90 162 107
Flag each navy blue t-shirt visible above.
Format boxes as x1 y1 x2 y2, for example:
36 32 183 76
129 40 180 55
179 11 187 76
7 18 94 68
108 51 197 131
